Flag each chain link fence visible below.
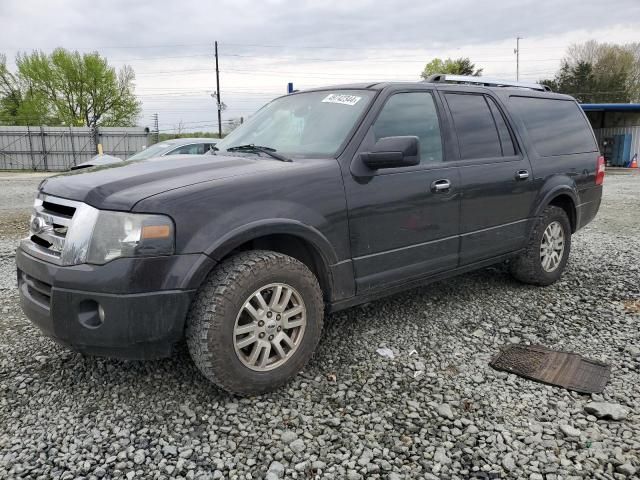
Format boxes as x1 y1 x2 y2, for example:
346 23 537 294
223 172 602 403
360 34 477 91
0 126 150 171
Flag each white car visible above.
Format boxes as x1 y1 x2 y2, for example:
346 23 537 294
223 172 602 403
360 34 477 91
71 138 217 170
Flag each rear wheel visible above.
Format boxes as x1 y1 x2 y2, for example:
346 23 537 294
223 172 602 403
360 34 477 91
510 205 572 286
186 250 323 395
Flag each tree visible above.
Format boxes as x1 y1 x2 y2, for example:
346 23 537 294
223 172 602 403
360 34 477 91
420 57 483 79
0 54 54 125
0 55 20 124
0 48 140 127
540 41 640 103
173 120 186 135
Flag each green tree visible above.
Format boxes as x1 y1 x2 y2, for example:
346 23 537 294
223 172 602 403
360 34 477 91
420 57 483 79
540 41 640 103
0 48 140 127
1 55 23 124
0 55 53 125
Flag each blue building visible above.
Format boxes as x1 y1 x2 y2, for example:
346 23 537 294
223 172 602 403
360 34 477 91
582 104 640 167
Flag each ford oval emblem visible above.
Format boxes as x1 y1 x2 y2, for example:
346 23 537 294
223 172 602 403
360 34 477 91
30 216 47 235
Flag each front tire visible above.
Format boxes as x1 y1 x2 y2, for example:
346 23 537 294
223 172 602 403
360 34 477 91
186 250 324 395
510 205 572 286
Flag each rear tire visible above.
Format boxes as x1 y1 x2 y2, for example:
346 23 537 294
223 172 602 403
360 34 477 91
186 250 324 395
510 205 572 286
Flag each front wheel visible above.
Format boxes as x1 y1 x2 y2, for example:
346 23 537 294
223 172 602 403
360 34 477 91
510 205 572 286
186 250 324 395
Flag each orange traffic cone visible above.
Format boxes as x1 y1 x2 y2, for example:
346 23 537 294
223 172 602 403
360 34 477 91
631 154 638 169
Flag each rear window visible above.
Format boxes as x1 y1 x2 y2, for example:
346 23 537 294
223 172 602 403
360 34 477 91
509 97 597 157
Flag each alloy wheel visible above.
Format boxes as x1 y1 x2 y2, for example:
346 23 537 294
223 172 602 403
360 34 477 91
233 283 307 371
540 221 565 272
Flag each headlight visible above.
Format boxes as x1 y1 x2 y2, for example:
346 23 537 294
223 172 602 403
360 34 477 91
86 210 175 264
61 206 175 265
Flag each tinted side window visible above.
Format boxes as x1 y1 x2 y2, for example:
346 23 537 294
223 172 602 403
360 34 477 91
445 93 502 159
509 97 597 156
372 92 443 164
487 97 516 156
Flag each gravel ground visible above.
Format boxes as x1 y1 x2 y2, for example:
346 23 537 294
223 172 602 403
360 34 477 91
1 172 639 480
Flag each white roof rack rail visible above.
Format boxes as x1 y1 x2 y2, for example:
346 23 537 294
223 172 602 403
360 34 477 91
425 74 551 92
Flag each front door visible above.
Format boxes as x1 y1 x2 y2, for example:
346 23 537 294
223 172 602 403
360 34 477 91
343 90 461 292
441 90 536 264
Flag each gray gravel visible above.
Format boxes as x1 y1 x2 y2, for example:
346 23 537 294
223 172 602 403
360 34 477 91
0 173 52 240
1 171 639 479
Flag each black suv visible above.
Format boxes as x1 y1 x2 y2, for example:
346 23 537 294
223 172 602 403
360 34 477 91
17 76 604 395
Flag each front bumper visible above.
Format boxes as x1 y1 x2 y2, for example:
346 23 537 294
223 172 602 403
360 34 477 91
16 248 213 359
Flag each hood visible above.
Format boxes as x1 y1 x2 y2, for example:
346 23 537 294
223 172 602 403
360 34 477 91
40 154 289 210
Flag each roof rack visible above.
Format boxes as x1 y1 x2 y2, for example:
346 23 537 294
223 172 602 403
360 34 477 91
425 74 552 92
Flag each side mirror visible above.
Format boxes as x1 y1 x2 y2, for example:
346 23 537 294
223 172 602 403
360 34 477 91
360 136 420 170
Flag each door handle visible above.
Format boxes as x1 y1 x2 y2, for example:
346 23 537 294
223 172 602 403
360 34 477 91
431 179 451 192
515 170 530 180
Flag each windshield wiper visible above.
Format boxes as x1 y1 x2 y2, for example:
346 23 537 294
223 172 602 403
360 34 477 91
226 144 292 162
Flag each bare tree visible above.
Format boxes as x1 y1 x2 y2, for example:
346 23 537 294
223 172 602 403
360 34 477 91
174 120 185 135
542 41 640 103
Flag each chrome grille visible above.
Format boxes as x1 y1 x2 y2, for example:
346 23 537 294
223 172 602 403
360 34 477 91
24 195 82 264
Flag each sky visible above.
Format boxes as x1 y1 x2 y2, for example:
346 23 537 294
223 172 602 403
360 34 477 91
1 0 639 133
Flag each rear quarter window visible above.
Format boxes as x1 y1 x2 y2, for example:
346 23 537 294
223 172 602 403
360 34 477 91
509 96 597 157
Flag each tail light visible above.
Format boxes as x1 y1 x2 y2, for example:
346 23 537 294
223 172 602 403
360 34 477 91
595 155 605 185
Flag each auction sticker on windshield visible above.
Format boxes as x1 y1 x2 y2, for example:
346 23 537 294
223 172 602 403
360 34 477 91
322 93 362 106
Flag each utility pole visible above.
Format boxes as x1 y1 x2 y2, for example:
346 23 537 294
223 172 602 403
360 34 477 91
214 41 222 138
152 113 159 144
515 37 522 81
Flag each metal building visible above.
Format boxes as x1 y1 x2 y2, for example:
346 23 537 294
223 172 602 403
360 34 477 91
582 104 640 167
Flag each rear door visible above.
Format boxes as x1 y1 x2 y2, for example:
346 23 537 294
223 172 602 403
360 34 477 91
343 89 461 292
440 89 536 264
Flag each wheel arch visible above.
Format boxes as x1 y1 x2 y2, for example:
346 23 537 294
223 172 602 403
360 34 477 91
547 194 577 232
535 185 578 233
204 220 339 302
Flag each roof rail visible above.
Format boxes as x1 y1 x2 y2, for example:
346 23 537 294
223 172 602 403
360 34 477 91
425 74 552 92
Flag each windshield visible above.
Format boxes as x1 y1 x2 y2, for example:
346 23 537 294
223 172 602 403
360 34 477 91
127 142 174 160
215 90 375 158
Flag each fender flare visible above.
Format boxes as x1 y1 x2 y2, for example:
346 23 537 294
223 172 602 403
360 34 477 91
534 184 579 217
205 219 340 266
179 220 342 294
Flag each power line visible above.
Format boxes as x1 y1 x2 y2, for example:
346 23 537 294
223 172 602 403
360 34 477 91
219 42 544 52
137 92 277 98
219 53 562 63
135 68 411 78
110 54 211 62
2 41 572 52
133 65 561 79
